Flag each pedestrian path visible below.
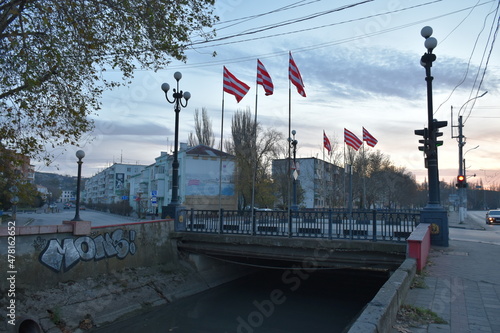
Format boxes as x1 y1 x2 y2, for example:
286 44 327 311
393 212 500 332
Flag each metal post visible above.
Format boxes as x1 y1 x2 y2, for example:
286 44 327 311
289 130 298 211
458 116 465 223
419 26 448 247
72 150 85 222
161 73 190 231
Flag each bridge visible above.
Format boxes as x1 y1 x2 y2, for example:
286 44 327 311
172 209 420 273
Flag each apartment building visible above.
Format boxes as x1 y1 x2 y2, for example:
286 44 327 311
272 157 343 209
84 163 147 204
129 144 237 215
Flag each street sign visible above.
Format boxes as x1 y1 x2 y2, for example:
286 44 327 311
151 190 158 196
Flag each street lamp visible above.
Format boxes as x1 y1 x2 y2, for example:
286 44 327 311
288 130 298 210
419 26 449 246
161 72 191 225
72 150 85 221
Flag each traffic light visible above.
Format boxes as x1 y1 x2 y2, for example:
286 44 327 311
456 174 465 188
414 128 428 153
435 130 443 147
432 120 447 147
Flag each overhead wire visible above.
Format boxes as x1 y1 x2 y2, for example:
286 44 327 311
434 0 484 115
191 0 374 46
164 2 491 71
214 0 323 31
190 0 442 49
463 0 500 124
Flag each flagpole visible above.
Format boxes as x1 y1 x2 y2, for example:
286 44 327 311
362 140 366 209
287 68 292 233
251 75 259 222
343 140 346 209
322 133 326 208
219 90 225 214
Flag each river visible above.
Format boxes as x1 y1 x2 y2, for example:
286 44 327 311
91 268 387 333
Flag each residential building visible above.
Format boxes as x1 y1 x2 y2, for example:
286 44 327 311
272 157 343 209
59 190 75 203
129 144 237 215
84 163 147 204
0 147 35 183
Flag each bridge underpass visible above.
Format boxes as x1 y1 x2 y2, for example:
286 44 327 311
171 232 407 273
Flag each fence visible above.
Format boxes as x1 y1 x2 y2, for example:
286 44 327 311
182 209 419 242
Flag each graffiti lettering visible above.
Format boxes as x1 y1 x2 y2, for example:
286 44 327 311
39 229 137 272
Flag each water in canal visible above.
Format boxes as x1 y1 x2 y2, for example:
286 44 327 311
92 268 386 333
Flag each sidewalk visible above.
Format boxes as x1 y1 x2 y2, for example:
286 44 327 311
393 211 500 332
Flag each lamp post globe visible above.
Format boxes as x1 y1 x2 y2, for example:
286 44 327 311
421 26 433 38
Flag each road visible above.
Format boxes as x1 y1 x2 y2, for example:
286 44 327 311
14 207 157 227
450 210 500 246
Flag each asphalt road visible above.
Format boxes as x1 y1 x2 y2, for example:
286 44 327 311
451 210 500 246
14 208 154 227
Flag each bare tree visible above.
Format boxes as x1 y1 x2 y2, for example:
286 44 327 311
188 108 215 147
226 108 283 209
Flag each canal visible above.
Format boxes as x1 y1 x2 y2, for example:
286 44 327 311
92 268 387 333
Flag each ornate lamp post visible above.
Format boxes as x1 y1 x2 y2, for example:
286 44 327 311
161 72 190 227
288 130 298 210
72 150 85 221
418 26 448 246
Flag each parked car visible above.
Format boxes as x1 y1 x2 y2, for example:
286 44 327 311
486 210 500 225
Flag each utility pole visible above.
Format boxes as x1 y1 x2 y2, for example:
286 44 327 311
452 91 487 224
456 115 466 223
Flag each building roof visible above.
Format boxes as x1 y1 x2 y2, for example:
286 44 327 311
186 145 233 158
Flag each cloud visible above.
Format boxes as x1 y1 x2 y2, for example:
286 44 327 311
90 118 173 137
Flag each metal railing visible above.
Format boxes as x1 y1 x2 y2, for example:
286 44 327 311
182 209 419 242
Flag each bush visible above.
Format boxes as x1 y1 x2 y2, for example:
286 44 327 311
86 201 133 216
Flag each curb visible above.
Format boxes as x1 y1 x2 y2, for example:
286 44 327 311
347 258 417 333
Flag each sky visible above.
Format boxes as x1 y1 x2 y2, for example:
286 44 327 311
34 0 500 188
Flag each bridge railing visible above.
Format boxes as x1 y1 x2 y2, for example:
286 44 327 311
183 209 419 242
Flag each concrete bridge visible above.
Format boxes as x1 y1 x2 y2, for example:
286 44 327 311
171 209 420 273
172 232 407 273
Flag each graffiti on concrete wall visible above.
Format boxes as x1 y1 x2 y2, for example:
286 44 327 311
39 229 137 272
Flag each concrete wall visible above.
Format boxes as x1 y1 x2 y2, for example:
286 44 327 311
0 220 179 291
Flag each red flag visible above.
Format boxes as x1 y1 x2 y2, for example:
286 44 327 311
323 131 332 154
257 59 274 96
223 66 250 103
288 52 306 97
363 127 378 147
344 128 362 151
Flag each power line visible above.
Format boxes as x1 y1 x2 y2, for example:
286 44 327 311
434 0 485 115
191 0 445 50
162 2 491 71
464 0 500 123
214 0 323 31
192 0 374 46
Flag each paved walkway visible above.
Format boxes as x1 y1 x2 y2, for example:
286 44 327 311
394 212 500 332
